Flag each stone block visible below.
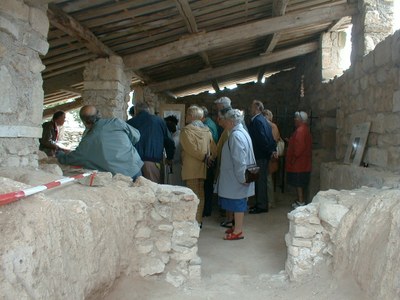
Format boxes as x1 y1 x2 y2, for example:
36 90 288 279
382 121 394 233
0 14 19 39
0 0 29 20
362 52 374 73
292 237 313 248
158 224 173 232
84 80 124 91
392 31 400 64
136 240 153 254
290 224 323 239
29 6 49 37
171 245 198 261
318 202 349 228
392 90 400 112
188 265 201 282
370 113 385 134
155 237 172 252
139 257 165 276
383 114 400 133
0 65 17 113
376 67 389 83
374 38 392 67
22 31 49 55
365 147 388 167
135 226 151 238
166 271 185 287
150 208 163 221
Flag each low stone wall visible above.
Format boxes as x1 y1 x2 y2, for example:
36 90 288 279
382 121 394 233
285 187 400 300
0 167 200 299
320 161 400 190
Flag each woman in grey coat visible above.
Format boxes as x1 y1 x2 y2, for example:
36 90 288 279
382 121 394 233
216 109 255 240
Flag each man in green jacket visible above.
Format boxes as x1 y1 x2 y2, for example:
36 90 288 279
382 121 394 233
57 105 143 180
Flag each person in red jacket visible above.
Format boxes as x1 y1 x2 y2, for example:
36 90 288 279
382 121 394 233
285 111 312 208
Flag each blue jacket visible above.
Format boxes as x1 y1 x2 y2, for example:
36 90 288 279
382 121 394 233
248 114 276 160
57 118 143 177
127 111 175 162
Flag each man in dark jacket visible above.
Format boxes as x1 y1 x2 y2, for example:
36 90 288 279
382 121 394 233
39 111 70 156
248 100 276 214
127 102 175 183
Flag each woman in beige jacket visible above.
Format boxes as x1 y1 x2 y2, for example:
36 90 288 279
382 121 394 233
180 105 216 227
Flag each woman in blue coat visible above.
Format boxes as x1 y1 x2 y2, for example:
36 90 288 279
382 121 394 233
216 109 255 240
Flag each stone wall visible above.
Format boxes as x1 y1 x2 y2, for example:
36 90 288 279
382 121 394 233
0 0 49 168
320 161 400 191
303 30 400 171
286 187 400 300
83 56 132 120
0 167 201 299
133 86 172 114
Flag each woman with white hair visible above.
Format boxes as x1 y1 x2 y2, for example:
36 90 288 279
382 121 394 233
285 111 312 208
180 105 216 227
216 109 255 240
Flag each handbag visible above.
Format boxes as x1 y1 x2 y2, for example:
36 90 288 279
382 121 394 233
228 130 259 183
277 139 285 156
245 164 260 183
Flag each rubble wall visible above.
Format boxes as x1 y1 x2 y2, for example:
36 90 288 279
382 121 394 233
0 168 201 299
0 0 49 168
285 187 400 300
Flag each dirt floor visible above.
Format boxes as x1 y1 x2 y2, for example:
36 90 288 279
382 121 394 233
104 191 367 300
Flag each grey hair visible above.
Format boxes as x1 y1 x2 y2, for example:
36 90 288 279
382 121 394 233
214 96 232 109
201 106 209 118
223 108 243 125
295 111 308 122
187 105 204 120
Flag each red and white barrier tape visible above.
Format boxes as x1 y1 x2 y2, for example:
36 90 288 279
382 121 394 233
0 171 97 206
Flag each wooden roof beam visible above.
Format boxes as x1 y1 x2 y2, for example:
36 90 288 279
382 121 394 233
43 97 84 119
47 3 116 57
211 80 220 93
258 0 289 80
148 42 318 92
124 3 357 70
43 68 84 95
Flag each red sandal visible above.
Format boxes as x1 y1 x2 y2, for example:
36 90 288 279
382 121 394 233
225 227 234 234
224 231 244 240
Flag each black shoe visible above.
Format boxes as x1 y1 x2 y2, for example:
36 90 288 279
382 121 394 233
220 220 234 228
249 207 268 214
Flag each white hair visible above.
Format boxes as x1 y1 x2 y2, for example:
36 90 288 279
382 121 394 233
214 96 232 108
224 109 243 125
295 111 308 122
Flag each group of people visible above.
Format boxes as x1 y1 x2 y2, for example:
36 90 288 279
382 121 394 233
39 98 312 241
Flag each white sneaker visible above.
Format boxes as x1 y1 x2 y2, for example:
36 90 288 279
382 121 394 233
291 201 306 209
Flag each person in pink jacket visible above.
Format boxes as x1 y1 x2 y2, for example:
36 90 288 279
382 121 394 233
285 111 312 208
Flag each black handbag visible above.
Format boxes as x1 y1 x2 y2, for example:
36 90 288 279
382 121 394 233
245 164 260 183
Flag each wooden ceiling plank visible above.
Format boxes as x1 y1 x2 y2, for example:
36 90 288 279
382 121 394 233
123 3 357 70
82 2 177 29
43 63 87 79
148 42 318 92
47 3 116 57
43 69 84 95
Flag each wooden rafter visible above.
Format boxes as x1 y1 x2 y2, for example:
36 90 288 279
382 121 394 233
47 3 116 57
257 0 289 81
175 0 212 69
148 42 318 92
123 3 357 70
